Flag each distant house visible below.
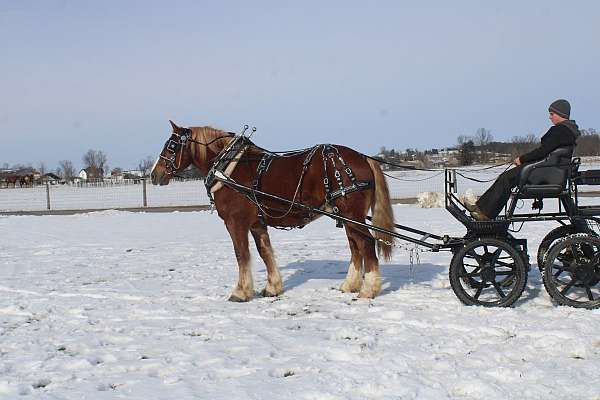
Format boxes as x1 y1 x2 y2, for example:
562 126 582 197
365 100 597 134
107 169 143 183
79 167 104 181
41 173 62 185
109 169 124 182
124 170 143 178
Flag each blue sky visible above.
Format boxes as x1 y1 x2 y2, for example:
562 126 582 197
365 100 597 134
1 0 599 170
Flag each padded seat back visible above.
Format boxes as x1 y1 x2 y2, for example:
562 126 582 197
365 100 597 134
518 146 574 196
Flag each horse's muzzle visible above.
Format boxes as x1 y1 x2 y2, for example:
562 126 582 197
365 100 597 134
151 170 167 186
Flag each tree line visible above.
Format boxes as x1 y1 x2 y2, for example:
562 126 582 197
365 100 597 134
457 127 600 166
1 150 159 182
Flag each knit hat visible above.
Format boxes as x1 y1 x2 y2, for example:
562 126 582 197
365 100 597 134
548 99 570 119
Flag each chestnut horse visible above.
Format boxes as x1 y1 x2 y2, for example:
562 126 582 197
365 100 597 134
5 175 19 188
151 121 395 301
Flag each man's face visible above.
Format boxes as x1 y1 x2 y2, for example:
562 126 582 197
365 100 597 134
549 111 566 125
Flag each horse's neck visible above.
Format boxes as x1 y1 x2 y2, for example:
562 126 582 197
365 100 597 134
190 128 232 174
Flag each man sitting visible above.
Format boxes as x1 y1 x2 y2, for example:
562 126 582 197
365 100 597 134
466 99 581 221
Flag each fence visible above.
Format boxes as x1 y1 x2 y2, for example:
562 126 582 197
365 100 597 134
0 178 210 213
2 167 599 214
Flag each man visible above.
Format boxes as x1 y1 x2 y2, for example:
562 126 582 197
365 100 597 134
466 99 581 221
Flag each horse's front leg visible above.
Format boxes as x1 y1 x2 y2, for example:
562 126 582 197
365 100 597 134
353 226 381 299
225 220 254 302
340 227 363 293
250 224 283 297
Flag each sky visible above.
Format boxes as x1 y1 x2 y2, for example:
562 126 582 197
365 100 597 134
1 0 599 171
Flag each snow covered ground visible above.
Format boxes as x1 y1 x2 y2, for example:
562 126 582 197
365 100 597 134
1 205 600 399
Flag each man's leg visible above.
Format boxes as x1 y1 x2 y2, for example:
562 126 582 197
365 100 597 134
476 166 523 219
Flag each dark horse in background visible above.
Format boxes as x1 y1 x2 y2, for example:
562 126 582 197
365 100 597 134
151 121 395 302
2 174 33 188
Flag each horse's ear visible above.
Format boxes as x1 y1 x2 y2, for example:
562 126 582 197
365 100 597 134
169 120 180 132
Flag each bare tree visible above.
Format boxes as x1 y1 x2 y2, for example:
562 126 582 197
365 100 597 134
138 156 156 177
82 149 108 179
458 140 476 166
38 162 47 176
510 134 538 158
58 160 76 181
474 128 493 163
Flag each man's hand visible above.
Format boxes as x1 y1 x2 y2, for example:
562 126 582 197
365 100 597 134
514 157 522 166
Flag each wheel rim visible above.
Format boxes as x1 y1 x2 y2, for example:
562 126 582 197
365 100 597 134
546 239 600 304
458 243 519 304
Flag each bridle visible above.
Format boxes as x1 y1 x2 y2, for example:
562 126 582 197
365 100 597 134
159 127 233 176
159 128 192 174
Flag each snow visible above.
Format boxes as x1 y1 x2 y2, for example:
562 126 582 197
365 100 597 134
1 205 600 399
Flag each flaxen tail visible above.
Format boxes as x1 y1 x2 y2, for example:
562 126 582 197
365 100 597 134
367 158 395 261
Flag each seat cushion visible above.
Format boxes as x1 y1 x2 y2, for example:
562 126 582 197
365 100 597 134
520 184 564 196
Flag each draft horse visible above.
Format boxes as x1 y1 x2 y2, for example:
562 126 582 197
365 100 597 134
151 121 395 301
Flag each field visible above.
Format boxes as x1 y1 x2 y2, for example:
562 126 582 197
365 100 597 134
2 205 600 399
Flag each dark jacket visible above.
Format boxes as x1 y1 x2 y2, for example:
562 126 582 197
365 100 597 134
520 120 580 164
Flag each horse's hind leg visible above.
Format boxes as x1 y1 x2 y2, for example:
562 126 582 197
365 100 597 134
250 224 283 297
225 220 254 302
341 227 363 293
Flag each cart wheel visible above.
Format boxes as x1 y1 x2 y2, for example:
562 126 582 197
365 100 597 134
542 234 600 309
449 238 528 307
537 225 578 272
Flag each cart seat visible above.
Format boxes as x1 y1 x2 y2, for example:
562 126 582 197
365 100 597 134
517 146 575 197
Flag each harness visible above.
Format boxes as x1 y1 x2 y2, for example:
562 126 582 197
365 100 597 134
252 152 277 224
204 134 251 205
321 145 370 208
159 124 373 229
206 139 372 229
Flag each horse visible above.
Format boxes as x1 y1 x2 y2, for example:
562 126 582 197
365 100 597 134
151 121 395 302
19 174 34 187
5 175 19 188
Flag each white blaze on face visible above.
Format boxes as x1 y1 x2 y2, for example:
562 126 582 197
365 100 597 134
150 157 160 175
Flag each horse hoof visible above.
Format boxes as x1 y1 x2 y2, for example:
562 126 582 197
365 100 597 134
358 291 376 299
261 289 280 298
228 294 249 302
340 283 361 293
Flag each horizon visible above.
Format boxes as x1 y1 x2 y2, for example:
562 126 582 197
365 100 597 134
2 1 599 171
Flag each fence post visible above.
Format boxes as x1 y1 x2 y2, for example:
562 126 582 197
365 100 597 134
46 182 51 210
142 178 148 207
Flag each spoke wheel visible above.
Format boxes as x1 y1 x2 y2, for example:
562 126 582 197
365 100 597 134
537 225 578 272
542 234 600 309
450 238 527 307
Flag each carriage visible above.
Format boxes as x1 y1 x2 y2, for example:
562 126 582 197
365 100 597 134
153 123 600 309
444 147 600 309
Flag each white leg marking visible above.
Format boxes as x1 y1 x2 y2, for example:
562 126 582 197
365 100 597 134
359 270 381 299
340 262 362 293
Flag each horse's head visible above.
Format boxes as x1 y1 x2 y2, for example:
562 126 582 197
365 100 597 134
151 120 194 186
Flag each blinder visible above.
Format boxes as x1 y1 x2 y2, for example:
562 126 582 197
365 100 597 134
160 128 191 174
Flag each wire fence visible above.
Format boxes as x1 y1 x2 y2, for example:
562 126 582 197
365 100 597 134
1 168 599 213
0 179 210 212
